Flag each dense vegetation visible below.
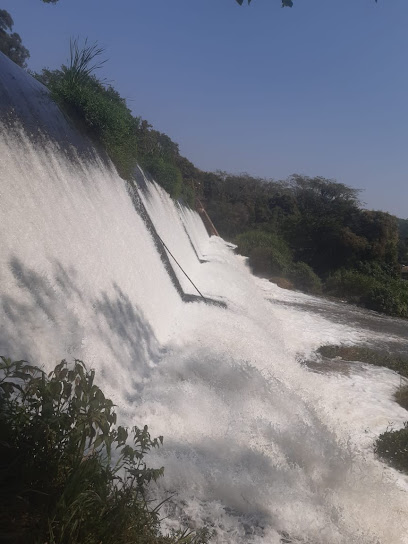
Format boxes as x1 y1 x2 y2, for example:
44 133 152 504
0 357 210 544
198 171 408 315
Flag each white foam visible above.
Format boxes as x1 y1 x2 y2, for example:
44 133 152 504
1 124 408 543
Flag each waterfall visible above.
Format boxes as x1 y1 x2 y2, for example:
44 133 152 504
1 53 408 544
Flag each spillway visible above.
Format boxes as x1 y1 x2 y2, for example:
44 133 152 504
1 53 408 543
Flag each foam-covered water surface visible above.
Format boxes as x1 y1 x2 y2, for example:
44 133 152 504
1 120 408 543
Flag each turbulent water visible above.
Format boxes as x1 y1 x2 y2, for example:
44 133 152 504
1 123 408 541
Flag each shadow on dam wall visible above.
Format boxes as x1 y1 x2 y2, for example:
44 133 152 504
1 256 163 386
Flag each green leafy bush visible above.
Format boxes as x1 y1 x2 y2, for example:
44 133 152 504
324 268 408 317
142 156 183 199
248 246 288 276
39 67 139 179
395 385 408 411
0 357 210 544
235 230 292 276
362 281 408 318
375 423 408 473
324 268 378 301
288 261 322 294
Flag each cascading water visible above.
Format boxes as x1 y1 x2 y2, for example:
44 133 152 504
1 56 408 543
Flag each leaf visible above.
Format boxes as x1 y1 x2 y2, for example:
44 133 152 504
117 426 128 445
63 382 72 399
0 382 15 396
94 434 105 449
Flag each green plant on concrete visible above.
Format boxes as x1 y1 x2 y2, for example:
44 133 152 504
375 423 408 473
0 357 211 544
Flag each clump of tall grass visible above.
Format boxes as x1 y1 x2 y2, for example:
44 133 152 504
64 37 107 86
375 423 408 473
0 356 211 544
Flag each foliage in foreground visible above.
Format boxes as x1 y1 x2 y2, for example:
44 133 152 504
0 357 210 544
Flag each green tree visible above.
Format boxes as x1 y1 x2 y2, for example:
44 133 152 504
0 9 30 68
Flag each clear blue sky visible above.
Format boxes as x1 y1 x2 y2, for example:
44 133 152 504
4 0 408 218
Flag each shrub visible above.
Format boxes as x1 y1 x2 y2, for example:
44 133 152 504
363 281 408 318
395 384 408 411
0 357 210 544
235 230 292 276
235 230 289 257
249 246 289 276
324 268 408 318
288 261 322 294
142 156 183 199
46 72 138 179
180 182 196 208
269 277 295 290
375 423 408 473
324 268 378 301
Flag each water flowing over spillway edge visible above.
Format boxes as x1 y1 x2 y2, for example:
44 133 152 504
1 119 408 542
